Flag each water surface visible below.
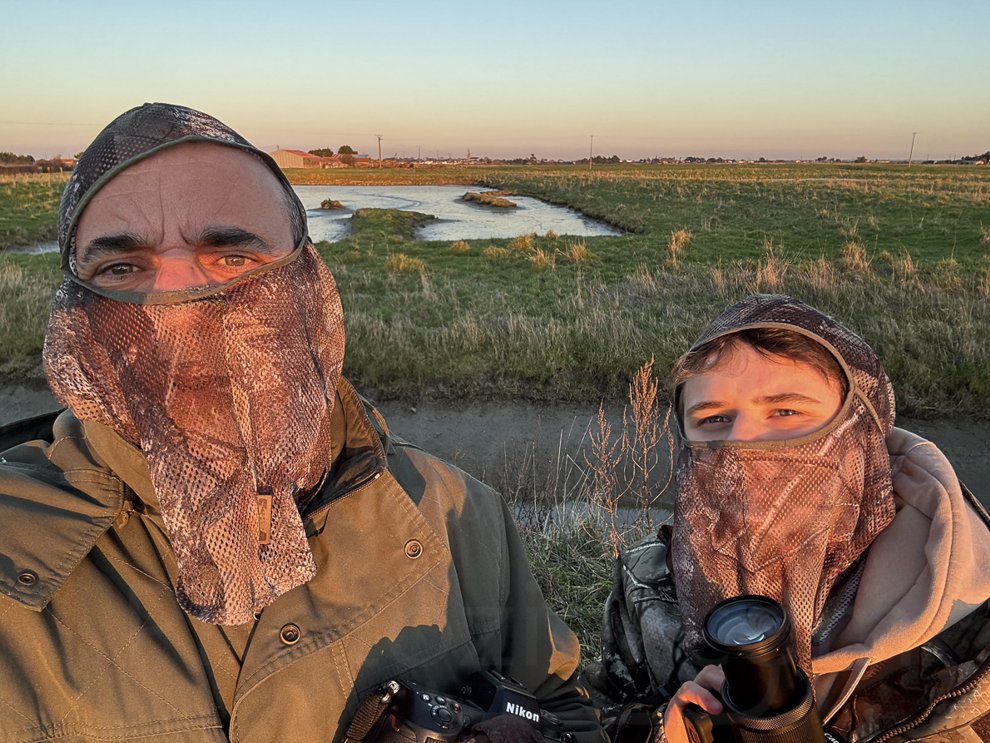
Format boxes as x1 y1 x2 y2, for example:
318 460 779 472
295 185 621 242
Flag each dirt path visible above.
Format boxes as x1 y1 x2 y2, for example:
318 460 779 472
3 384 988 507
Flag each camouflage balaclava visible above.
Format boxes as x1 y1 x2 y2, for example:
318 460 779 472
670 295 896 678
43 103 345 625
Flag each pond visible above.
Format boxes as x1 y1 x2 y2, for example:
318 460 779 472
11 186 622 255
296 185 622 242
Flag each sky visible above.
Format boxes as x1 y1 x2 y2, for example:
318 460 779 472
2 0 988 161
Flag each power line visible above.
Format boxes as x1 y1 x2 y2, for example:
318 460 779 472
0 120 97 127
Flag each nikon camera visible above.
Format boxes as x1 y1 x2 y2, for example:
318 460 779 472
343 669 570 742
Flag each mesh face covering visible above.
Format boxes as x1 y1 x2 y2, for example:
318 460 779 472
42 104 344 625
670 294 897 678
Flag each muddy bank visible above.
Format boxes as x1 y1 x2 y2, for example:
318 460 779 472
2 383 988 506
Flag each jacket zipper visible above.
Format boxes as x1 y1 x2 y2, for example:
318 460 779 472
306 467 384 522
869 653 990 742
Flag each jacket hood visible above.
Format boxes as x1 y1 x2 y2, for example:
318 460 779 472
812 427 990 716
674 294 896 439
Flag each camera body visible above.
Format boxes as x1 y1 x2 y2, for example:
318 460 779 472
357 669 567 742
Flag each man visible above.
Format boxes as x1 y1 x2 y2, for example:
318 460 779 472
0 103 606 743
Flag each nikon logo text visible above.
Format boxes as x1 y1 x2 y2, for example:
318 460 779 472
504 702 539 723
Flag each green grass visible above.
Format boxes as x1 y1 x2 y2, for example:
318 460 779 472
285 162 990 265
2 164 990 418
0 174 66 249
0 252 60 381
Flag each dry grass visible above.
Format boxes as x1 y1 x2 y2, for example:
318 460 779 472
506 359 673 647
841 241 871 273
806 256 835 292
385 253 426 274
890 251 920 288
450 240 471 254
564 241 596 264
980 225 990 246
667 228 693 267
529 248 555 271
934 257 962 289
508 233 536 252
482 246 511 262
756 240 788 290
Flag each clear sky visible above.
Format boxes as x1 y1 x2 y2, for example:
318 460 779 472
2 0 988 161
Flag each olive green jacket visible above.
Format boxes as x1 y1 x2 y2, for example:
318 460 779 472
0 380 605 742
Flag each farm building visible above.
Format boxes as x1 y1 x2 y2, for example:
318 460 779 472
269 149 339 168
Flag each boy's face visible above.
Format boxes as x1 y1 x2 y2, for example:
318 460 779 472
681 342 844 442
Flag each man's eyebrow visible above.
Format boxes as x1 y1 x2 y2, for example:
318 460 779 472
198 227 276 253
78 232 147 263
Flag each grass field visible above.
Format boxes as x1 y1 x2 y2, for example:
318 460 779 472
0 174 64 249
2 163 989 418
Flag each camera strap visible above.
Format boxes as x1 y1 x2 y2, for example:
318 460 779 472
342 681 400 742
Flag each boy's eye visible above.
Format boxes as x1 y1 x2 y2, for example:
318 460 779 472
773 409 799 418
699 414 731 425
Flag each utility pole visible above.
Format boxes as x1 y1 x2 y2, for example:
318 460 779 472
589 134 594 170
376 134 383 167
908 132 917 167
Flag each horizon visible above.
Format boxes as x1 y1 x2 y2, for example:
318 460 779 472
2 0 987 162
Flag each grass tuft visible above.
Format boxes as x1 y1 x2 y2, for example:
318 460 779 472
508 233 536 252
482 246 511 262
385 253 426 274
529 248 556 271
564 241 596 264
841 241 871 273
667 228 692 267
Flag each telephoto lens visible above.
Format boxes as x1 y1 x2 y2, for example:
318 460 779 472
687 595 826 743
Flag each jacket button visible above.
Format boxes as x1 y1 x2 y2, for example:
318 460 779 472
17 570 38 586
404 539 423 559
279 623 301 645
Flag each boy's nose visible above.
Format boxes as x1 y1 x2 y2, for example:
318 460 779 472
729 415 766 442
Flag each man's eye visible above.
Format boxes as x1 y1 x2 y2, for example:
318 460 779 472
220 255 250 268
102 263 138 276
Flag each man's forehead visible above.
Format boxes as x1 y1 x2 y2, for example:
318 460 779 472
105 141 275 182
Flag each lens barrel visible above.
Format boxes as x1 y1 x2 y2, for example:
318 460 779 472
701 595 825 742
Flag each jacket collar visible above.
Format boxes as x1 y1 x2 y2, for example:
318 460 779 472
0 412 124 610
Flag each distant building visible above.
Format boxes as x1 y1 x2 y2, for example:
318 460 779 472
269 149 337 169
